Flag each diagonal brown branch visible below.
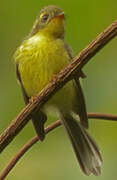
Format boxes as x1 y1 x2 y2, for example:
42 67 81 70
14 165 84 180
0 19 117 155
1 112 117 180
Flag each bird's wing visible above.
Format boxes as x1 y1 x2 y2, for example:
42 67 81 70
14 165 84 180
64 43 88 128
16 63 29 104
16 63 46 141
64 43 86 78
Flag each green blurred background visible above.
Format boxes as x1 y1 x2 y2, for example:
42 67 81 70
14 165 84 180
1 0 117 179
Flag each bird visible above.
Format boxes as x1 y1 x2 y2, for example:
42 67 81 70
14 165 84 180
14 5 102 176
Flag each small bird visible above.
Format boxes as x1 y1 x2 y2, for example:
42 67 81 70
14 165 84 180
14 5 102 176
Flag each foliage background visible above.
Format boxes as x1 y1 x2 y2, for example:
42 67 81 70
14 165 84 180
0 0 117 179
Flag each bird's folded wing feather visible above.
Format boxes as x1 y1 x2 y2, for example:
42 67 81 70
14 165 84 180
16 63 46 141
64 43 88 128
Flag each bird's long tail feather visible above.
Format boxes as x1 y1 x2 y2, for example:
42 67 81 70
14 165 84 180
61 115 102 176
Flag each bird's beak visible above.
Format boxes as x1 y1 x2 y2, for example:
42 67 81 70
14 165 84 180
49 12 65 23
55 12 65 19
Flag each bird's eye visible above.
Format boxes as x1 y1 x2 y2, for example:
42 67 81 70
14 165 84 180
41 14 49 22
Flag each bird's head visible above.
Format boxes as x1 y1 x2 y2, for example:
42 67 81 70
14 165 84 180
30 5 65 39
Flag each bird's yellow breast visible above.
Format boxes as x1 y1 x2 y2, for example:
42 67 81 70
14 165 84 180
15 33 77 112
15 34 70 97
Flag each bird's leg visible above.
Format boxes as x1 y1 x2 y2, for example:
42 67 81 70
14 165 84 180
50 74 58 82
29 94 39 103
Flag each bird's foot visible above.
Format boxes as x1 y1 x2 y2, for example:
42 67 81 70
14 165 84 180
50 74 57 82
29 95 38 103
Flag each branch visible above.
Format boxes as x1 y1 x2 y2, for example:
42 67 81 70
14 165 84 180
0 120 61 180
0 19 117 154
1 112 117 180
88 112 117 121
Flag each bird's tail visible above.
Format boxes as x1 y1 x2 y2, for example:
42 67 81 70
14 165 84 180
61 115 102 176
